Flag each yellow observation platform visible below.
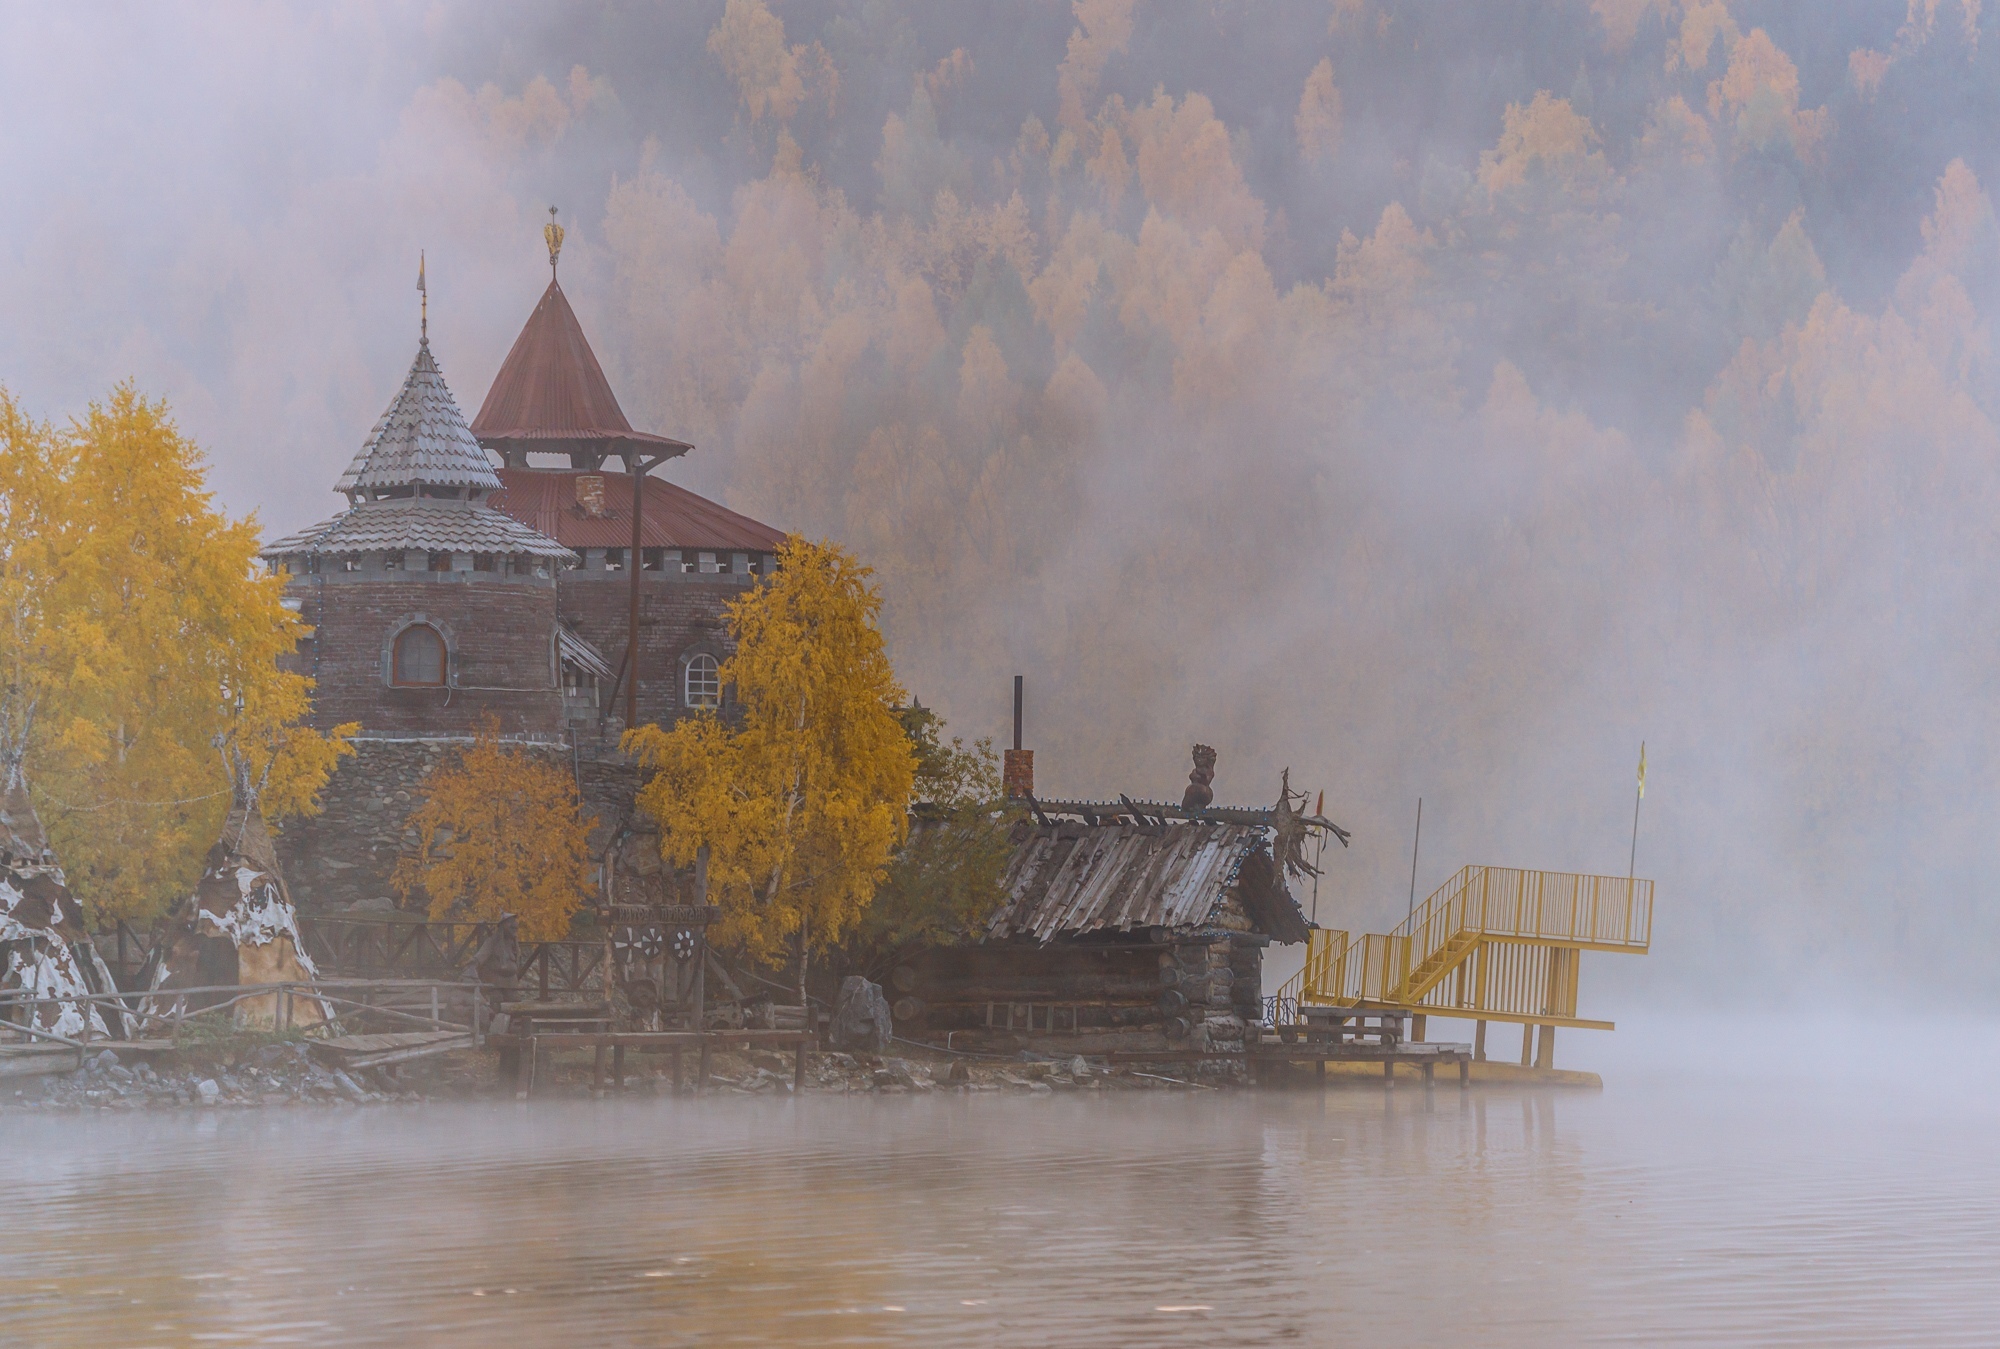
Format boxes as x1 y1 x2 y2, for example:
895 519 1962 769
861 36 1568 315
1272 865 1653 1067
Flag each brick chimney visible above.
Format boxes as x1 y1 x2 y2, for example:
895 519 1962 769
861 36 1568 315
574 474 606 518
1003 674 1033 799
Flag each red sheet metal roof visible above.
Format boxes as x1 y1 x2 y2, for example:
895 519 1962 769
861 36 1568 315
490 469 787 552
470 280 690 458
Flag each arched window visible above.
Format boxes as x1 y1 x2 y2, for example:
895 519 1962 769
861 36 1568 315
683 652 720 709
393 624 447 686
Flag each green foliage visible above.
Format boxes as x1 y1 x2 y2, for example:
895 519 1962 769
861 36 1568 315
897 702 1000 808
845 703 1016 964
170 1017 306 1069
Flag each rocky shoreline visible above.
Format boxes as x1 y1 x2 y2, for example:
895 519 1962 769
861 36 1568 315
2 1044 1224 1112
4 1043 435 1112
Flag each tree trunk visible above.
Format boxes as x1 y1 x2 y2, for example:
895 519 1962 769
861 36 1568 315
796 912 810 1009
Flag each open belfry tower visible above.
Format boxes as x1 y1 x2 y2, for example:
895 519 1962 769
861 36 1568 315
1273 865 1654 1067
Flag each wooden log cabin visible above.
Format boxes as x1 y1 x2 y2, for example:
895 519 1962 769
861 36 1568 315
890 792 1343 1062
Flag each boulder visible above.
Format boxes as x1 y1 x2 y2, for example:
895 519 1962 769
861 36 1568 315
828 976 893 1053
878 1058 924 1088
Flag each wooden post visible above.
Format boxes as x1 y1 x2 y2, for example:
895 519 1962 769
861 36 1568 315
1315 1058 1326 1088
1458 1057 1470 1088
1411 1014 1426 1043
626 456 647 728
697 1036 711 1091
1520 1024 1534 1067
691 847 709 1031
429 985 440 1030
515 1034 536 1100
1536 1024 1556 1070
603 926 616 1032
1383 1059 1395 1088
1474 1019 1487 1061
1421 1061 1434 1087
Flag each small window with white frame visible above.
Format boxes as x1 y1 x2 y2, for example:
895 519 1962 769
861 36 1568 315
683 652 720 709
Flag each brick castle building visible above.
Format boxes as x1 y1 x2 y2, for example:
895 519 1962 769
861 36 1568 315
263 244 784 909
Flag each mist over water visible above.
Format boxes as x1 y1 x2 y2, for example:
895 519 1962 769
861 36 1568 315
4 1068 1998 1347
4 1 1999 1000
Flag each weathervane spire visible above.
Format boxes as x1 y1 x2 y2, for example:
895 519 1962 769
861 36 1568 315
544 205 564 279
417 250 427 343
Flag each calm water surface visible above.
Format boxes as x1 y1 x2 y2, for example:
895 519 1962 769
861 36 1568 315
2 1047 1997 1346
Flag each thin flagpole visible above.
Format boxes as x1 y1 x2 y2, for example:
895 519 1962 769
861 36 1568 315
1406 797 1423 925
1310 789 1326 924
1629 741 1646 879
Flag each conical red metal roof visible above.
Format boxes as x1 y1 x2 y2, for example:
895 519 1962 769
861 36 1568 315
471 280 690 461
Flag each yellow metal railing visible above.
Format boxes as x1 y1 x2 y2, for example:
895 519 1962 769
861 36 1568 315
1271 928 1348 1010
1392 865 1651 961
1270 866 1653 1030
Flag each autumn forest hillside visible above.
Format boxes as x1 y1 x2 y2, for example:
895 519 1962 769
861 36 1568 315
4 1 1997 996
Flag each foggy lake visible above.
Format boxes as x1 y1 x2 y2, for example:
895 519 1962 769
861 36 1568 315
4 1030 1995 1347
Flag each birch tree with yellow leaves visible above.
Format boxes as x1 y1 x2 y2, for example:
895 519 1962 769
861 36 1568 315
391 723 596 942
0 384 352 922
627 537 917 1001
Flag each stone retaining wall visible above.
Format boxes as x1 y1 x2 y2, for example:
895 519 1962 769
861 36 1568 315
276 739 651 912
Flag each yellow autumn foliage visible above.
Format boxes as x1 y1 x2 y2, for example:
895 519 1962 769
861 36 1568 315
392 724 596 942
0 384 352 920
626 536 917 971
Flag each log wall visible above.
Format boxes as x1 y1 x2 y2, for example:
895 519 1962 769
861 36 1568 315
895 934 1267 1056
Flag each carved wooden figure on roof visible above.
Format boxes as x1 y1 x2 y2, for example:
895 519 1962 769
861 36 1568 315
1182 743 1217 810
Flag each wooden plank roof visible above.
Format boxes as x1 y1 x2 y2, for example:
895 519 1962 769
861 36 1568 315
986 819 1310 944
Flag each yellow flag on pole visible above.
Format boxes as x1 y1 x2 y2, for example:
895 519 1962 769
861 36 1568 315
1637 742 1647 798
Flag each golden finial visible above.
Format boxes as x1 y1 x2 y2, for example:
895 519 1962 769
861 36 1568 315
417 249 427 342
544 205 565 278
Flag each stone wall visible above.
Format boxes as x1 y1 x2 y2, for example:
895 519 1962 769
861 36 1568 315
277 738 658 913
287 572 565 738
558 569 749 732
275 561 752 912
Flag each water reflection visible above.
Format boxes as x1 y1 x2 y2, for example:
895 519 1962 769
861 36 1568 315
1 1080 1996 1346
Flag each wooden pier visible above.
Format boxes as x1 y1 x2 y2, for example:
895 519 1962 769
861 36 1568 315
490 1028 816 1099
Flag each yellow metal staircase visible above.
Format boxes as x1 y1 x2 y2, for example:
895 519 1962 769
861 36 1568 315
1273 865 1652 1031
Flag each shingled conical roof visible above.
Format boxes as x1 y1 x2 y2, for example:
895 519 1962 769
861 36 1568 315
471 280 689 466
265 329 572 566
336 339 502 500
